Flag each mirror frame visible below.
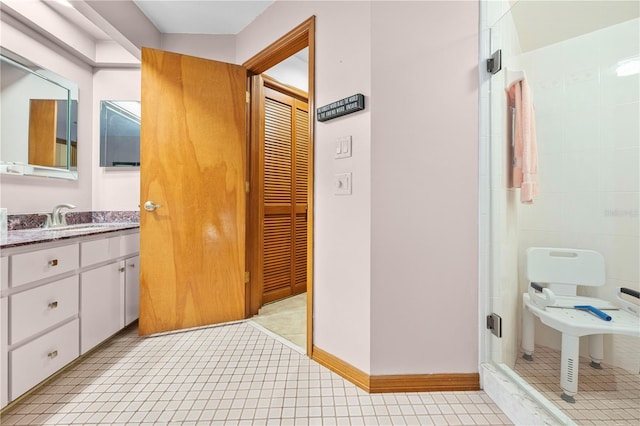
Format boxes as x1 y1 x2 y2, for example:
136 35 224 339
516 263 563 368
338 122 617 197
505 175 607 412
99 100 141 168
0 50 79 180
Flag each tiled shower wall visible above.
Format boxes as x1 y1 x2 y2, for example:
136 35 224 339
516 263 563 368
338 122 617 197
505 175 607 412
516 18 640 373
487 1 639 374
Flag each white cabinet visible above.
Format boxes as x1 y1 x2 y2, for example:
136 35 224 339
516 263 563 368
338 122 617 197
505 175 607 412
121 233 140 257
1 229 139 408
80 263 124 354
11 243 78 288
124 256 140 326
1 276 8 408
10 319 79 400
10 276 79 345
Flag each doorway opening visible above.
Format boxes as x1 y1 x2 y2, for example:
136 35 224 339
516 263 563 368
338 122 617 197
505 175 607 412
243 17 315 356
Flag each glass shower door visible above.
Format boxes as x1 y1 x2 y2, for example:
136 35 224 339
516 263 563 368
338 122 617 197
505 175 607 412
486 1 640 423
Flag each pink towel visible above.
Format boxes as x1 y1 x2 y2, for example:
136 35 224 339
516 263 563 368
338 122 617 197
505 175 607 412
508 78 538 204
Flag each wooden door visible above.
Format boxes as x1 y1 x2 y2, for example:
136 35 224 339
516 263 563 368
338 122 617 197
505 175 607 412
139 48 247 336
262 85 309 304
28 99 57 166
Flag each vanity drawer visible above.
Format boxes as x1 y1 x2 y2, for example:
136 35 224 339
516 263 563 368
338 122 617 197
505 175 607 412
81 236 120 267
10 276 79 345
10 319 79 400
120 232 140 257
11 244 79 288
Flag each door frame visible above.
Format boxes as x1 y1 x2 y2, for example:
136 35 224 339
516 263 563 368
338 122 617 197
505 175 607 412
243 16 315 356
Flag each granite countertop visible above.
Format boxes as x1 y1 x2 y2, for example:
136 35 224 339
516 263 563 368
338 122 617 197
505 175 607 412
1 211 140 249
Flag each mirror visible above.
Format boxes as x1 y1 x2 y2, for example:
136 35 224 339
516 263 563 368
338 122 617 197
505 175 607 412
99 100 140 167
0 50 78 179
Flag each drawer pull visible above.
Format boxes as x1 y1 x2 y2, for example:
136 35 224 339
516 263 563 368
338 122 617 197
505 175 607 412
48 350 58 359
48 301 59 309
48 259 59 267
129 263 136 268
119 267 126 273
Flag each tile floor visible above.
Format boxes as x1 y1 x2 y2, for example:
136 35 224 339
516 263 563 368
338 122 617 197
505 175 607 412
250 293 306 350
1 322 513 425
514 344 640 425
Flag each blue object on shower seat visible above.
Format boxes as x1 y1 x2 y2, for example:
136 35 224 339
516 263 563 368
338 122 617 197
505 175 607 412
574 305 612 321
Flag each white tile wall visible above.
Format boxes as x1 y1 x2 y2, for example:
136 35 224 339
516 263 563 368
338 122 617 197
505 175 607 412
515 17 640 371
485 7 639 422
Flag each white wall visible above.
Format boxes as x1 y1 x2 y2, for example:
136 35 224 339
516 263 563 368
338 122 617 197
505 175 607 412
265 49 309 92
237 1 480 375
92 34 236 211
161 34 235 63
0 13 93 214
517 18 640 372
237 0 374 373
370 1 479 375
92 68 141 211
2 0 482 377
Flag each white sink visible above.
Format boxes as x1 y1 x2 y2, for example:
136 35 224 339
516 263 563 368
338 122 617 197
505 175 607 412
46 223 113 232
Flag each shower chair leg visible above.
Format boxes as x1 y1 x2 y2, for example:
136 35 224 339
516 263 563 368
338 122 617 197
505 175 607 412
522 305 535 361
560 333 580 403
589 334 604 369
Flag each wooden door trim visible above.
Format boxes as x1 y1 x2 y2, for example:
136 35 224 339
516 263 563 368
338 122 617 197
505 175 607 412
243 17 314 74
244 16 315 356
248 74 265 320
263 74 308 102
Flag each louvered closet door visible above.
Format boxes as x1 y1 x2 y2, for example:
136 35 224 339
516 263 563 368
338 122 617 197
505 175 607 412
263 87 309 304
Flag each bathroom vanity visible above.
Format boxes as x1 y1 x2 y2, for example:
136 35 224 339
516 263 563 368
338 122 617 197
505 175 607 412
0 223 139 408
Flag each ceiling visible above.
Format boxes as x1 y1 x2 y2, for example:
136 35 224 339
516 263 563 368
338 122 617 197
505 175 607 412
132 0 274 34
509 0 639 52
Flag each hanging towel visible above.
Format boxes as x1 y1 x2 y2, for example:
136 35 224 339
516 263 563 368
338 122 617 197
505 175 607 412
507 78 539 204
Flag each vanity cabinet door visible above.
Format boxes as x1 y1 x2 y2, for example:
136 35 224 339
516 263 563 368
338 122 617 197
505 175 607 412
80 263 124 354
1 295 7 408
124 256 139 326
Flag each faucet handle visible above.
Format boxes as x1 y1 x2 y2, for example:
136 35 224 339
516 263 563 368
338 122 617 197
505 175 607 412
51 204 76 227
39 213 53 228
60 211 70 226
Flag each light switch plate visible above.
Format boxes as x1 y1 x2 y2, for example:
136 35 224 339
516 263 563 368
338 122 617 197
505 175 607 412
335 136 352 159
334 173 352 195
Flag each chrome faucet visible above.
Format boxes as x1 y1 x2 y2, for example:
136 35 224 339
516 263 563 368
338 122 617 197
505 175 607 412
51 203 76 227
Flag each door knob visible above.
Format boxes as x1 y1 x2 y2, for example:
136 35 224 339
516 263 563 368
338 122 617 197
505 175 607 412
144 201 161 211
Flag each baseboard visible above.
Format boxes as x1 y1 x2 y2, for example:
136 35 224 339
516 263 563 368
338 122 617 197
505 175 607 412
369 373 480 393
312 345 480 393
312 346 371 391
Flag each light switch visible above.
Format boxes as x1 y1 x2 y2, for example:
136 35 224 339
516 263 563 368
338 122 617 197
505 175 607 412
341 138 350 156
334 173 352 195
335 136 352 159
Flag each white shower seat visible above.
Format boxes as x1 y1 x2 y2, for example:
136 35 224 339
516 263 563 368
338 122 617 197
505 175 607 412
521 247 640 403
